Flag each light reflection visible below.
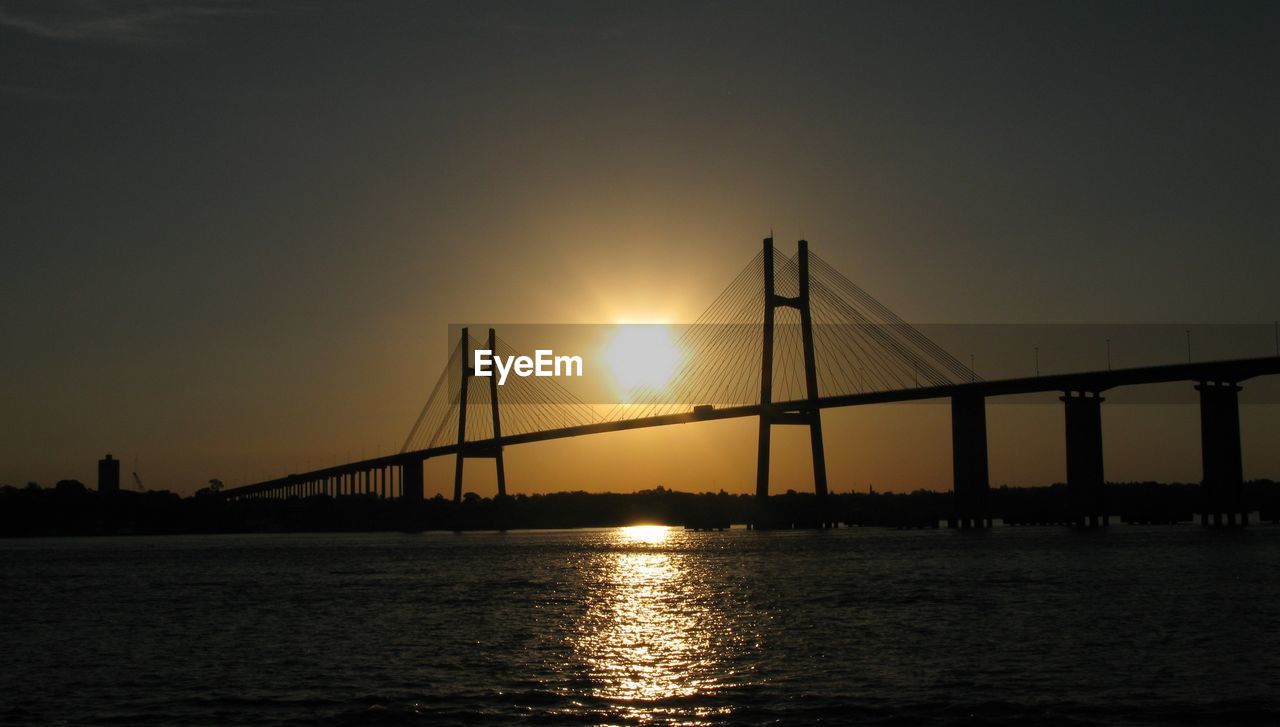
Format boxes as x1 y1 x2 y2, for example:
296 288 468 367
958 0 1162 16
620 524 671 545
567 526 728 722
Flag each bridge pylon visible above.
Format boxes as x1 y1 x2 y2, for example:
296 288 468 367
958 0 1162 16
451 326 508 503
756 237 829 521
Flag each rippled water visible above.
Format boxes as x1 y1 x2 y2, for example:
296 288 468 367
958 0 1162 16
3 526 1279 725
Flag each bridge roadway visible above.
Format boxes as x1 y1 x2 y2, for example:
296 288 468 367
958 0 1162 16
221 355 1280 500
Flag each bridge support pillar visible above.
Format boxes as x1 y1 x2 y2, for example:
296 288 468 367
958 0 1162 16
1063 391 1107 527
401 460 423 502
1197 381 1246 526
949 393 991 529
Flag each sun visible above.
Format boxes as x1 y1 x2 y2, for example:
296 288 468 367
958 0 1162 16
602 324 683 398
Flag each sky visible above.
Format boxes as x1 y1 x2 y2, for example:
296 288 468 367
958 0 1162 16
1 1 1277 496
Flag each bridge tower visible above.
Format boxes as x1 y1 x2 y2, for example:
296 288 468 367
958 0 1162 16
756 237 829 515
452 326 507 504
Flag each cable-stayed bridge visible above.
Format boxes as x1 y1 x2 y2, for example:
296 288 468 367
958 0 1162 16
221 239 1280 527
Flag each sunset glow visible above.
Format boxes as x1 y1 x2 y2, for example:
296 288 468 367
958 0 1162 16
602 325 684 400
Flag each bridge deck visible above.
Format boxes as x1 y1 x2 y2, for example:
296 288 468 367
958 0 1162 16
221 355 1280 497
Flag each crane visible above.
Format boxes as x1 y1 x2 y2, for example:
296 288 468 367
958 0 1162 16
131 454 147 492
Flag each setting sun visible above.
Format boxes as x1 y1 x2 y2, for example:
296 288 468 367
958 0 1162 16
602 324 684 398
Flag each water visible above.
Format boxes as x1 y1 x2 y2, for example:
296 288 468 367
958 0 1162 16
3 526 1278 725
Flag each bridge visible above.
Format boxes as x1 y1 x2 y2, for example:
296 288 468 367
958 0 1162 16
221 239 1280 528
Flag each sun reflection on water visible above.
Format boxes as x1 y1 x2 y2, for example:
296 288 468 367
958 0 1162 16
568 526 730 722
620 524 671 545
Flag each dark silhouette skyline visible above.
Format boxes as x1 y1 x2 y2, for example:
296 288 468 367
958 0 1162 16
6 476 1280 537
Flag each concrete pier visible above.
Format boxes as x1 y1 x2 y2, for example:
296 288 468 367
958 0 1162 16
949 393 991 529
1062 391 1107 527
402 461 423 502
1197 381 1246 526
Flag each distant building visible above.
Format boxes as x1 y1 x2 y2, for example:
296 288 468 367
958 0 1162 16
98 454 120 495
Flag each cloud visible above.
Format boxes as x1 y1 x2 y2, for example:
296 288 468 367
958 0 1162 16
0 0 253 44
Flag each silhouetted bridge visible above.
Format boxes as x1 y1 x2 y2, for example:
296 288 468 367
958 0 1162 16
222 240 1279 527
